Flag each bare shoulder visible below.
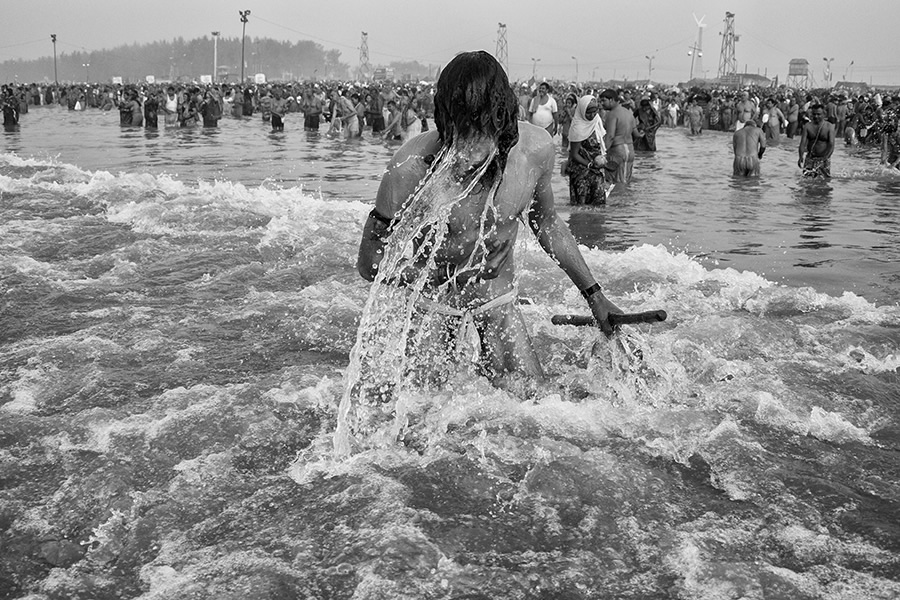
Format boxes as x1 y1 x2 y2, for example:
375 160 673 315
386 130 441 172
513 121 556 168
377 131 441 214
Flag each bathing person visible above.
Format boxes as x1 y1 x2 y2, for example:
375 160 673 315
732 119 765 177
798 104 835 178
356 51 622 381
600 89 636 183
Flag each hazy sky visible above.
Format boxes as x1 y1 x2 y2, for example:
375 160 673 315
3 0 898 85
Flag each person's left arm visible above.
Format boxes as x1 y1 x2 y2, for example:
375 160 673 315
527 144 622 335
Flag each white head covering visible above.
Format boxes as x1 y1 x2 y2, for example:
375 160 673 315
567 95 606 150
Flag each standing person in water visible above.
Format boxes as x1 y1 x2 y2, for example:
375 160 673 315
270 87 286 132
200 87 223 128
528 82 558 138
143 89 159 129
762 98 786 145
163 86 179 126
633 98 661 152
356 51 622 381
732 119 766 177
879 108 900 171
566 94 611 205
798 104 835 178
1 86 19 130
559 93 577 149
600 89 636 183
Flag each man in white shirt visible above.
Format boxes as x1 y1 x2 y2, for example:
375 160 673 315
528 82 558 137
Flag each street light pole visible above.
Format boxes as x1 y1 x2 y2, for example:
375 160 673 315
239 10 251 83
571 56 578 82
687 43 702 80
82 63 90 83
645 55 655 81
50 34 58 85
823 57 834 83
212 31 220 83
531 57 540 78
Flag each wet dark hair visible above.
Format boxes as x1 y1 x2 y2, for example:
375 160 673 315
433 51 519 175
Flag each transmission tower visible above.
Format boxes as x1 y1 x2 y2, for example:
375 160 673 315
358 31 371 81
495 23 508 73
717 11 739 82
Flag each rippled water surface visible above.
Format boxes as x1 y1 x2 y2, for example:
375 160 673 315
1 106 899 599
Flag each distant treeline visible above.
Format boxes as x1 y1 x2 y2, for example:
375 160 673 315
1 36 435 85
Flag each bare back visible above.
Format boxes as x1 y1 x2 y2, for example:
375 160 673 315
733 125 764 157
368 123 555 298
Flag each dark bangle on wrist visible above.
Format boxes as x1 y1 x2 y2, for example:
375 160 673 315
581 283 602 299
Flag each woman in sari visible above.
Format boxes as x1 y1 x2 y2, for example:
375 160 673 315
566 95 611 205
634 98 661 151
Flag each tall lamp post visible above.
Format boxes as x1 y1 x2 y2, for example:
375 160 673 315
843 60 854 81
823 57 834 84
687 43 702 80
239 10 251 83
645 55 655 82
571 56 578 82
50 34 58 85
212 31 220 83
531 57 540 78
82 63 90 83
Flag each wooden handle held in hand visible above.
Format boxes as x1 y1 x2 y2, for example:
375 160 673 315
551 310 668 327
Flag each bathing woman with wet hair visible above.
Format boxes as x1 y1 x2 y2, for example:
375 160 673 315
355 50 622 385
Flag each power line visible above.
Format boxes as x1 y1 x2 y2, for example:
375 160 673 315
0 38 47 51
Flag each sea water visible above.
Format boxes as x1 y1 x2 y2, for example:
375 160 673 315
1 106 899 599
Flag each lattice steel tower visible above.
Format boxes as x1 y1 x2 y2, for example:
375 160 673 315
495 23 508 73
359 31 371 80
717 11 738 80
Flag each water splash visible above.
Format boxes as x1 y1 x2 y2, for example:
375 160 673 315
335 141 503 458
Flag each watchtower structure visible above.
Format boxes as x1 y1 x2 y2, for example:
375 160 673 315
786 58 811 88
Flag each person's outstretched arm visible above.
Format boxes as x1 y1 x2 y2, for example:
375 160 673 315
527 144 622 335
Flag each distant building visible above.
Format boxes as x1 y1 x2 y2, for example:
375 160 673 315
373 68 395 82
678 73 772 89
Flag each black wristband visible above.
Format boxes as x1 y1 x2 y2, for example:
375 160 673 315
369 208 395 227
581 283 602 299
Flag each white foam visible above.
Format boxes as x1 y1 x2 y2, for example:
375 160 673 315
807 406 872 444
754 392 808 434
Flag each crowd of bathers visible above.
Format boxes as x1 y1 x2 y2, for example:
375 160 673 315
0 80 436 141
525 82 900 148
3 79 898 151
